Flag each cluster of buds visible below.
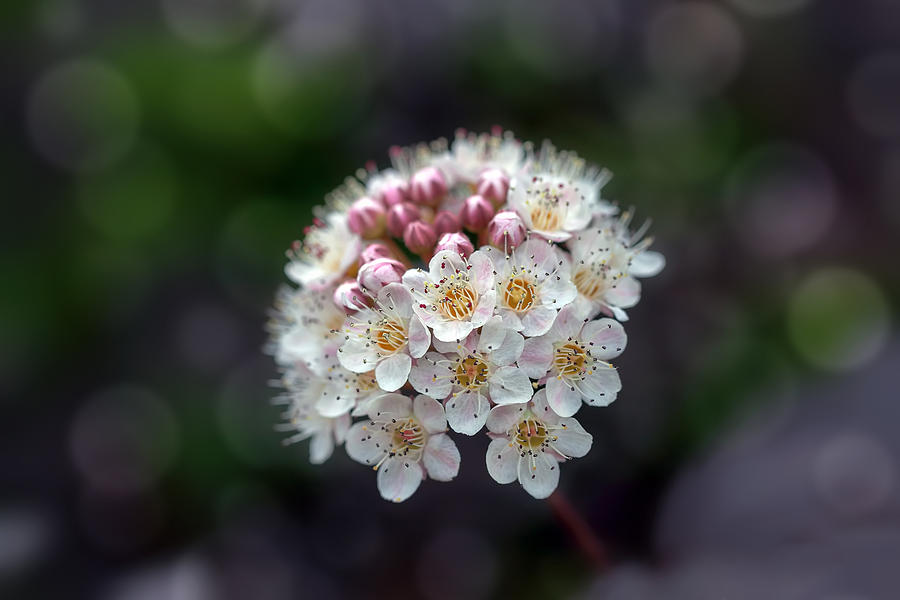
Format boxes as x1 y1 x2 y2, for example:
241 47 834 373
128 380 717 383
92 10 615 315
268 129 665 502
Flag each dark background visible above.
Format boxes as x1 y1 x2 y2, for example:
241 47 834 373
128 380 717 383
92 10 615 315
3 0 900 598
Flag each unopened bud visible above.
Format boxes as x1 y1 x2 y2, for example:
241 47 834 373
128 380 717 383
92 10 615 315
435 232 474 258
357 258 405 294
403 221 437 255
347 196 386 239
460 194 495 232
386 202 421 238
477 168 510 205
359 243 393 264
433 210 461 236
334 280 370 312
487 210 527 250
409 166 447 207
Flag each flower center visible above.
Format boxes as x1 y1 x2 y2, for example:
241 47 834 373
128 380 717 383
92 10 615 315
514 418 548 450
454 356 490 390
439 285 477 320
572 266 607 301
373 319 407 354
390 417 425 459
503 275 537 312
529 205 562 232
554 341 591 378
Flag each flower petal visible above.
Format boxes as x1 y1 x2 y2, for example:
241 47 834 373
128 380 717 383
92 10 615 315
374 353 411 392
520 305 558 338
408 354 453 399
309 431 334 464
345 421 389 466
468 250 495 295
413 394 447 433
445 390 490 435
423 433 460 481
579 364 621 407
581 318 628 360
407 316 431 358
486 403 528 434
377 458 424 502
315 382 356 418
489 366 534 405
552 418 592 458
337 337 379 373
380 283 413 318
368 392 413 420
545 377 584 418
486 437 518 484
519 337 553 379
605 275 641 309
492 329 524 367
630 250 665 278
432 319 475 343
470 290 497 328
518 451 560 499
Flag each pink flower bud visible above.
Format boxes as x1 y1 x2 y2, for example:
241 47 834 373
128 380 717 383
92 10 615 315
409 166 447 206
488 210 527 250
377 177 408 207
386 202 421 238
347 196 386 239
432 210 461 236
403 221 437 255
359 243 393 264
477 168 510 205
435 232 474 258
334 280 370 312
357 258 405 294
460 194 494 232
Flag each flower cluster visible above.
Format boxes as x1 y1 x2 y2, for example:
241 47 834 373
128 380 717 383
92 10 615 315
268 129 664 502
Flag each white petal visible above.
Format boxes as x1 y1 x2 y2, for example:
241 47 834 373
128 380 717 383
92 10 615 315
552 419 592 458
537 273 577 310
630 250 665 277
477 316 507 355
608 304 629 322
579 364 621 407
375 353 412 392
332 413 351 443
486 437 518 484
380 283 413 318
432 318 474 343
605 275 641 309
530 388 561 426
547 302 589 340
516 238 559 274
470 290 497 328
408 354 453 399
377 458 424 502
492 329 524 367
489 366 534 405
518 338 553 379
518 451 560 499
413 394 447 434
423 433 460 481
345 421 388 466
582 318 628 360
309 431 334 464
337 337 379 373
445 390 490 435
315 383 355 418
401 268 429 294
407 316 431 358
545 377 584 418
368 392 413 420
468 250 495 295
486 403 528 434
520 305 558 338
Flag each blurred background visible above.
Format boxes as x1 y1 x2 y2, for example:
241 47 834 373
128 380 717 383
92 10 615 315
3 0 900 598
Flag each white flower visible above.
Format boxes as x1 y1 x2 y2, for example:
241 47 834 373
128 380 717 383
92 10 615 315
519 304 626 417
485 389 592 499
440 129 526 184
567 212 665 321
274 364 352 464
270 286 347 367
403 249 497 343
507 143 613 242
482 238 578 337
346 393 460 502
337 283 431 392
285 211 362 290
408 318 532 435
